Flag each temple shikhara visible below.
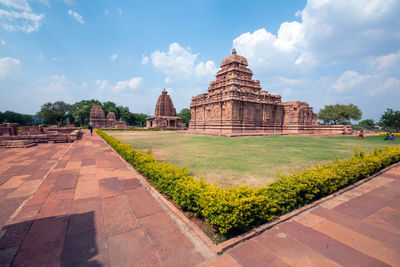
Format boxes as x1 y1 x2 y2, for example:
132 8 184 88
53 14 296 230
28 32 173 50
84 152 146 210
189 49 352 136
146 89 183 129
89 105 127 128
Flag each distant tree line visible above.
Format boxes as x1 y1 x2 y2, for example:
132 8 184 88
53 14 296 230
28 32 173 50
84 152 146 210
4 101 397 132
318 104 400 132
0 111 36 126
35 100 150 127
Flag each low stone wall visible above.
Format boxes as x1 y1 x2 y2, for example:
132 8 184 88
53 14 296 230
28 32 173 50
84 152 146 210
0 128 82 147
188 123 352 137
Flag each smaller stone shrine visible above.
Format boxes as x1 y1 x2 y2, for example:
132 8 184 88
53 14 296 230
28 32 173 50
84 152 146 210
89 105 127 129
146 89 183 129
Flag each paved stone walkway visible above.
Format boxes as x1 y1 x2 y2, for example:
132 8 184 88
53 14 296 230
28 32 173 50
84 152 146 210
0 130 399 266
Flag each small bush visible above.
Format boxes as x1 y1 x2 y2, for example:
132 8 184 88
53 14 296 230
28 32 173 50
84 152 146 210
379 133 400 137
96 129 400 235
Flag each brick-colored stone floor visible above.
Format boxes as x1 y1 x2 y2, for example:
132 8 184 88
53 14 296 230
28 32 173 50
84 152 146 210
0 130 399 266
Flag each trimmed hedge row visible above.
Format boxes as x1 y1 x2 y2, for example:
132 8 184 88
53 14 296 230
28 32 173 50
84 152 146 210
99 128 180 131
379 132 400 137
99 128 161 131
96 129 400 234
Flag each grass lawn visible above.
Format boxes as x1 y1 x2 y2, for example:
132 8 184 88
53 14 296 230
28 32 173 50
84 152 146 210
107 131 400 187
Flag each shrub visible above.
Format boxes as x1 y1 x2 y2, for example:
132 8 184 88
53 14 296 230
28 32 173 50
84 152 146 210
379 133 400 137
95 129 400 234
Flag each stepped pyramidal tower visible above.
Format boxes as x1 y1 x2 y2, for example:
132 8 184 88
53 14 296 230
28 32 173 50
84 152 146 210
89 105 127 128
189 49 352 136
146 89 183 129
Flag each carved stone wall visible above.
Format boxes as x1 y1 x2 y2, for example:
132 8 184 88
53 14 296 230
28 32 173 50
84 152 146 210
189 49 351 136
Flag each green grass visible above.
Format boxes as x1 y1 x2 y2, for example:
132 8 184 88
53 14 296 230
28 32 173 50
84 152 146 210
107 131 400 187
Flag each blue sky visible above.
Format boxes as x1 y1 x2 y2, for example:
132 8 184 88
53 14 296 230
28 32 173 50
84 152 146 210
0 0 399 120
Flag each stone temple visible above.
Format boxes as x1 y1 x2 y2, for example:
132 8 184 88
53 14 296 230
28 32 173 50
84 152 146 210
89 105 127 128
189 49 352 136
146 89 183 129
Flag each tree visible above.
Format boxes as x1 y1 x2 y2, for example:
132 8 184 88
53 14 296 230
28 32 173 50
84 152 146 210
71 99 102 126
132 113 148 127
37 101 71 126
177 108 191 127
358 119 375 130
379 108 400 132
102 101 118 117
318 104 362 125
0 110 34 126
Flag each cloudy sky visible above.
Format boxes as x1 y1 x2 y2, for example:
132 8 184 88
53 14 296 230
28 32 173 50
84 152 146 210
0 0 399 120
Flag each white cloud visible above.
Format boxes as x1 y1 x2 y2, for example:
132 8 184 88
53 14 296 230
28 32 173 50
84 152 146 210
68 9 84 24
113 77 143 92
116 8 122 14
0 39 5 45
0 9 44 33
141 54 149 65
95 79 109 90
104 9 109 15
233 0 400 75
150 42 216 83
0 0 31 11
329 71 370 93
233 28 308 76
366 50 400 73
96 77 143 93
370 77 400 96
52 56 62 62
0 57 21 78
298 0 400 64
38 53 44 59
110 54 118 60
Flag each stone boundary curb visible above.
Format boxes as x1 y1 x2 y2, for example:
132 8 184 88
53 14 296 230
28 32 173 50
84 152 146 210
215 160 400 253
97 131 400 254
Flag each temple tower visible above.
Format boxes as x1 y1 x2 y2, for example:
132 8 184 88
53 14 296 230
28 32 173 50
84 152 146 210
146 89 183 129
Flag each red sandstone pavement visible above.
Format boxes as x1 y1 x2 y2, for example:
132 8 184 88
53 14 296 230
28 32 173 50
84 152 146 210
0 130 399 266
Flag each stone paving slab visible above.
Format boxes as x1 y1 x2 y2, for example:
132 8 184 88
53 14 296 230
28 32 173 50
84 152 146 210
0 130 212 266
0 130 399 266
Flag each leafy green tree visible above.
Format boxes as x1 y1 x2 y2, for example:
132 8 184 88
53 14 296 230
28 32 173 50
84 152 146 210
102 101 118 117
0 110 34 125
71 99 102 126
379 108 400 132
132 113 148 127
318 104 362 125
37 101 71 126
177 108 191 127
358 119 375 130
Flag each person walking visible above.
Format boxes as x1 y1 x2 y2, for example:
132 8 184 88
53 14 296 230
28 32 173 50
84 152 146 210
88 124 94 136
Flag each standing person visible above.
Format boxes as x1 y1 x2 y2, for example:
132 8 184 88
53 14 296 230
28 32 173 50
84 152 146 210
88 124 93 136
358 130 364 139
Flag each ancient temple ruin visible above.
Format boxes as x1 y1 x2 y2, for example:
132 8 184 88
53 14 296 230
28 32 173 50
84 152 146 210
146 89 183 129
89 105 127 128
189 49 352 136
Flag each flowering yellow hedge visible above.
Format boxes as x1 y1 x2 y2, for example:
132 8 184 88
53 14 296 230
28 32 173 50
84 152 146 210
96 129 400 234
379 133 400 137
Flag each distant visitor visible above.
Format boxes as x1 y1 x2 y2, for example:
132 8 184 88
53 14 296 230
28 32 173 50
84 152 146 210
358 130 364 139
